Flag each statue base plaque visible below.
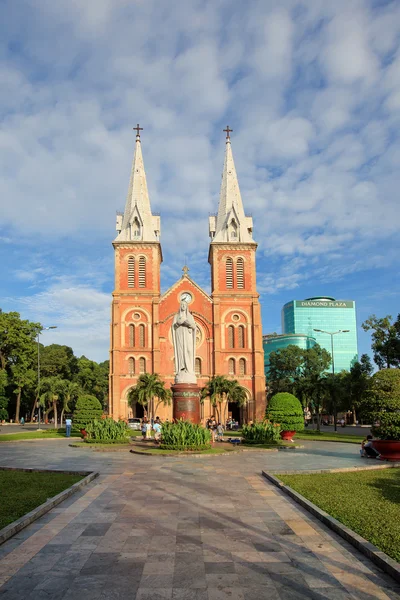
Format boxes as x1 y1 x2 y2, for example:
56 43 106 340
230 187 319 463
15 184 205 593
172 383 200 424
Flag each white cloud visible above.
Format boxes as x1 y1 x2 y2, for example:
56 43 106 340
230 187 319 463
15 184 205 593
1 0 400 359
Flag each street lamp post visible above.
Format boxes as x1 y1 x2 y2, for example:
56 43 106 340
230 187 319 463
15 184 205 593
37 326 57 428
313 329 350 432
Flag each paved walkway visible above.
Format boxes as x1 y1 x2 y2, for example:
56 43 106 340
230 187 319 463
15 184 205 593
0 440 399 599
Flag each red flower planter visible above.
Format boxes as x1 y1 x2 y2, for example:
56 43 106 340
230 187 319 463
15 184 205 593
372 440 400 461
280 430 296 442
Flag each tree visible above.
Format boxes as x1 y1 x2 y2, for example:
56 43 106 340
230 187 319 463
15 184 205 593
0 310 41 421
59 380 81 424
40 344 78 380
348 354 373 423
39 376 66 429
0 370 8 421
74 357 109 407
128 373 172 421
201 376 248 423
298 344 332 431
267 345 303 396
362 314 400 369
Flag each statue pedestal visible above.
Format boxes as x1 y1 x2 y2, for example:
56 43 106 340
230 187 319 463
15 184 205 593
172 383 200 424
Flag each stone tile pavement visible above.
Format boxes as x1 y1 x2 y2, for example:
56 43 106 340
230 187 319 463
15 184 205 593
0 439 399 599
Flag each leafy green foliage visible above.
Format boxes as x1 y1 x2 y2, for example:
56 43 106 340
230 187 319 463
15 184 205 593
201 375 247 422
75 357 109 406
128 373 172 420
364 368 400 440
242 420 281 444
73 394 103 430
40 345 78 380
0 470 82 529
160 420 211 450
362 314 400 369
85 417 130 442
266 392 304 432
278 469 400 563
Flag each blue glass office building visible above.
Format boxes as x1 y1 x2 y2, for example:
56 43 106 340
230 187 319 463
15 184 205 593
282 297 358 372
263 333 316 374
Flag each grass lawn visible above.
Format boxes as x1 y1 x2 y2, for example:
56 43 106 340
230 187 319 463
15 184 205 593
295 430 363 444
278 468 400 563
0 429 142 442
0 471 83 530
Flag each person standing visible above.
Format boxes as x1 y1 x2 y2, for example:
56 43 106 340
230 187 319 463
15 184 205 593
153 420 162 443
65 416 72 438
217 422 224 442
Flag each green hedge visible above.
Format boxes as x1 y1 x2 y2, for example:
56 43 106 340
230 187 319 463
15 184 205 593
265 392 304 432
161 421 211 448
73 395 103 431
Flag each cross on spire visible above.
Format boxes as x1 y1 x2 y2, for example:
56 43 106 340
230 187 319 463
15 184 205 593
182 265 189 276
133 123 143 138
223 125 233 140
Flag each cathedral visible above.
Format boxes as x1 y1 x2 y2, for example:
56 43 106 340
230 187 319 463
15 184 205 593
109 127 265 423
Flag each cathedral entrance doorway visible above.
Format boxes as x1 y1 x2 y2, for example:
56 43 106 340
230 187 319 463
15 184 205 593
228 402 241 425
131 402 144 419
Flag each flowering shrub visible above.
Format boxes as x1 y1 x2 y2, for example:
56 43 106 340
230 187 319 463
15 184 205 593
242 420 281 444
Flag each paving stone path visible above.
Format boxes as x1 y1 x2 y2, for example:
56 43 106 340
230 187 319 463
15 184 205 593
0 440 399 599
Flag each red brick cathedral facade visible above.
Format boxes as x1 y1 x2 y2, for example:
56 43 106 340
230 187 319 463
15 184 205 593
109 130 265 422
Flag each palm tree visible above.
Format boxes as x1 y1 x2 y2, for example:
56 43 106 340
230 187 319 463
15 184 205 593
128 373 172 421
59 381 80 425
201 376 248 423
39 376 65 429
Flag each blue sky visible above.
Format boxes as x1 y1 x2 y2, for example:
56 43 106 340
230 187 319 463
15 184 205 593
1 0 400 364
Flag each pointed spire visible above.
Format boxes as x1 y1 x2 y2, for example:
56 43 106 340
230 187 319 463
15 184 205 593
115 126 160 242
209 129 253 243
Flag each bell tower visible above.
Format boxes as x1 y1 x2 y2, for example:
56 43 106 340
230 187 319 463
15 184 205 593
109 126 162 419
208 127 265 420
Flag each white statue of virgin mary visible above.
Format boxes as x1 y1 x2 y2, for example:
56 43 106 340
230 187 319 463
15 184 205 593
171 300 197 384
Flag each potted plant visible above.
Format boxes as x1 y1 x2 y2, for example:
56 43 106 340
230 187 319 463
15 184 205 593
265 392 304 442
367 370 400 461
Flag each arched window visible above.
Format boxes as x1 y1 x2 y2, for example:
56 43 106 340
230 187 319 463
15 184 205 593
128 357 135 376
239 358 246 376
228 358 235 375
139 324 145 348
228 325 234 349
226 257 233 289
129 324 135 347
237 258 244 289
128 257 135 288
238 325 245 349
139 357 146 374
195 358 202 377
138 257 146 288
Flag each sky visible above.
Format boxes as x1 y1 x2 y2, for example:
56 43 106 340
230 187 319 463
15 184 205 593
1 0 400 364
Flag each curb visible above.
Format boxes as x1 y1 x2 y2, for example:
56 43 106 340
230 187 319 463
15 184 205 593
0 437 81 443
69 443 132 452
262 470 400 584
0 468 99 545
129 448 237 458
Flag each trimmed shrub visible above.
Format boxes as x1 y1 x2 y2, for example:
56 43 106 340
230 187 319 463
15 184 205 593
265 392 304 433
85 418 130 442
73 395 103 431
369 370 400 440
242 420 281 444
161 420 211 449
